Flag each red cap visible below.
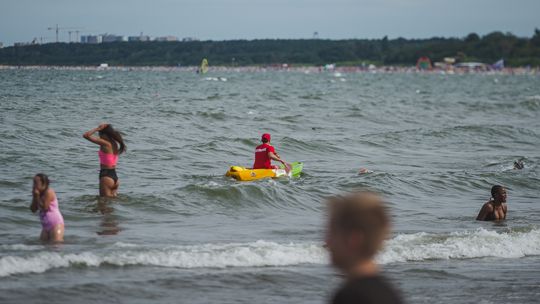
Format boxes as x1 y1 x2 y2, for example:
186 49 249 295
261 133 271 141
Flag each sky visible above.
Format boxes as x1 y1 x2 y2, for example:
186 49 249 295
1 0 539 46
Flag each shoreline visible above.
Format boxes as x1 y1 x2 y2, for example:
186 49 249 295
1 64 539 75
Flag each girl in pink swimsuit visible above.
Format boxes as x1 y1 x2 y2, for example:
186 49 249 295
83 123 126 197
30 174 64 242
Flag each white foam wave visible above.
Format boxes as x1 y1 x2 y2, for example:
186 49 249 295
204 77 227 82
112 242 139 248
2 229 539 277
0 240 325 277
0 244 44 251
379 228 540 263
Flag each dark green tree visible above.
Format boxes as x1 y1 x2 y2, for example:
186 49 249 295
532 28 540 47
465 33 480 43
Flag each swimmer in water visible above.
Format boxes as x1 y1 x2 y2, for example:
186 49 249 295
476 185 507 221
83 124 126 197
513 160 524 170
30 174 64 242
358 168 373 174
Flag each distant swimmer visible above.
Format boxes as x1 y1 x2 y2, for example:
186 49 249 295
253 133 289 170
30 174 64 242
326 192 404 304
84 124 126 197
476 185 507 221
514 160 524 170
358 168 373 174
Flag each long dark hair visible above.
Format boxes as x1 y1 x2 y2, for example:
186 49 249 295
99 124 126 154
35 173 50 191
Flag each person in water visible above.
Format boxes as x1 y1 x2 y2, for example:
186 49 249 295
513 160 524 170
326 192 403 304
83 124 126 197
253 133 288 169
476 185 508 221
30 173 64 242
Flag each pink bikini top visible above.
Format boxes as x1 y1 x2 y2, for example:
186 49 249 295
98 150 119 166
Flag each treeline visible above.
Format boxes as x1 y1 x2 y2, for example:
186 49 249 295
1 30 540 67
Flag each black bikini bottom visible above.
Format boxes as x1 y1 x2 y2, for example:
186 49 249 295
99 169 118 183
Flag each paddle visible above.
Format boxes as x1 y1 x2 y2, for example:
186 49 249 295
282 161 292 174
273 151 291 174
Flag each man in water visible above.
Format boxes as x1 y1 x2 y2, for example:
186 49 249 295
253 133 288 169
476 185 507 221
514 160 524 170
326 192 404 304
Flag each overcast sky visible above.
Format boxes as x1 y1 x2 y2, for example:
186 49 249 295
1 0 539 45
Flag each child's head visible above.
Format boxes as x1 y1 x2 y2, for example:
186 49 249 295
325 192 390 272
33 173 50 192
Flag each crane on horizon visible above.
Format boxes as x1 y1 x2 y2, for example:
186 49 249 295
47 24 83 43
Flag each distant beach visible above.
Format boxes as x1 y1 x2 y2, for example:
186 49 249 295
1 64 539 75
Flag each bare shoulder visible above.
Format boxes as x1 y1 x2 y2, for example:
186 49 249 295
102 139 114 148
482 202 494 211
44 188 56 201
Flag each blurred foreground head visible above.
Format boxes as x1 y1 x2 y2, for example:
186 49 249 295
326 192 390 272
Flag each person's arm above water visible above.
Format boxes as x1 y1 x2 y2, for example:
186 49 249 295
31 188 55 212
83 124 112 146
268 151 286 164
30 187 39 213
476 202 494 221
268 151 291 172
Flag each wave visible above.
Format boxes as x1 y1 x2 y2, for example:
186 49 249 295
520 97 540 110
360 124 540 152
281 137 346 154
0 244 45 251
1 228 538 277
378 227 540 263
0 241 324 277
176 178 313 211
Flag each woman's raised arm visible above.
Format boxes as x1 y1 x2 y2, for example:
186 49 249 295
83 124 111 147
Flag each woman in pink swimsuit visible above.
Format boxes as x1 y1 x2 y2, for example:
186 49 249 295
83 123 126 197
30 173 64 242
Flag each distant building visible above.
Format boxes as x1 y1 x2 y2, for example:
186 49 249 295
102 34 125 43
182 37 199 42
14 42 32 47
155 35 178 42
0 42 3 48
128 35 150 42
81 35 103 44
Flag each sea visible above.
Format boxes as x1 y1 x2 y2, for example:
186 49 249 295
0 68 539 304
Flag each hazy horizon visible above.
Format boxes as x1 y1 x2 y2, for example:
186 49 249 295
1 0 539 46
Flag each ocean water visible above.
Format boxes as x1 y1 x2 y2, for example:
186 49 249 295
0 69 539 304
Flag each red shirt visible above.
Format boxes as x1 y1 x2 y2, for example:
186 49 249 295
253 143 276 169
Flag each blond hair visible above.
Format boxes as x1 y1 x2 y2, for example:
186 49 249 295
328 192 390 259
